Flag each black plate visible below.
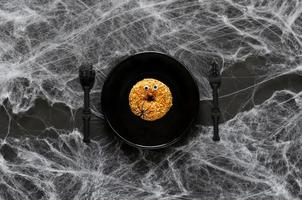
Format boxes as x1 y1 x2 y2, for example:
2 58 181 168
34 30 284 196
101 52 199 149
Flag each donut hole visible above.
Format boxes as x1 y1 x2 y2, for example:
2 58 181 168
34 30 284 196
146 95 155 102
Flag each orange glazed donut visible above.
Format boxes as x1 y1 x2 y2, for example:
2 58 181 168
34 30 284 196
129 78 173 121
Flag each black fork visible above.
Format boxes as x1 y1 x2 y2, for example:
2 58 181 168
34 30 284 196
79 63 95 144
209 61 221 141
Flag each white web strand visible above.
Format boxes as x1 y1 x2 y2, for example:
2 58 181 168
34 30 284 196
0 0 302 199
0 0 301 113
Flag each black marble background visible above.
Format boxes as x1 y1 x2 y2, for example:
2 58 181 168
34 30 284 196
0 0 301 199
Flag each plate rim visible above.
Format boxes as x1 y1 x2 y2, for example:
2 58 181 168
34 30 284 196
101 51 200 149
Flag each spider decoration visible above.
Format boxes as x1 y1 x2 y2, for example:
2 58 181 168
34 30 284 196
137 101 151 119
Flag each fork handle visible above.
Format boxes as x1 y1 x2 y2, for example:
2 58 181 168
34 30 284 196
83 87 91 143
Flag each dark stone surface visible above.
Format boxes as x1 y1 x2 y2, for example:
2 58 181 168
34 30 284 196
0 0 301 199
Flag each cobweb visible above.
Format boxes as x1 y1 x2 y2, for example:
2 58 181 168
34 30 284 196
1 90 301 199
0 0 301 199
0 0 301 112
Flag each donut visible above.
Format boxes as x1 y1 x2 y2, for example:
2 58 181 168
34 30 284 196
128 78 173 121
